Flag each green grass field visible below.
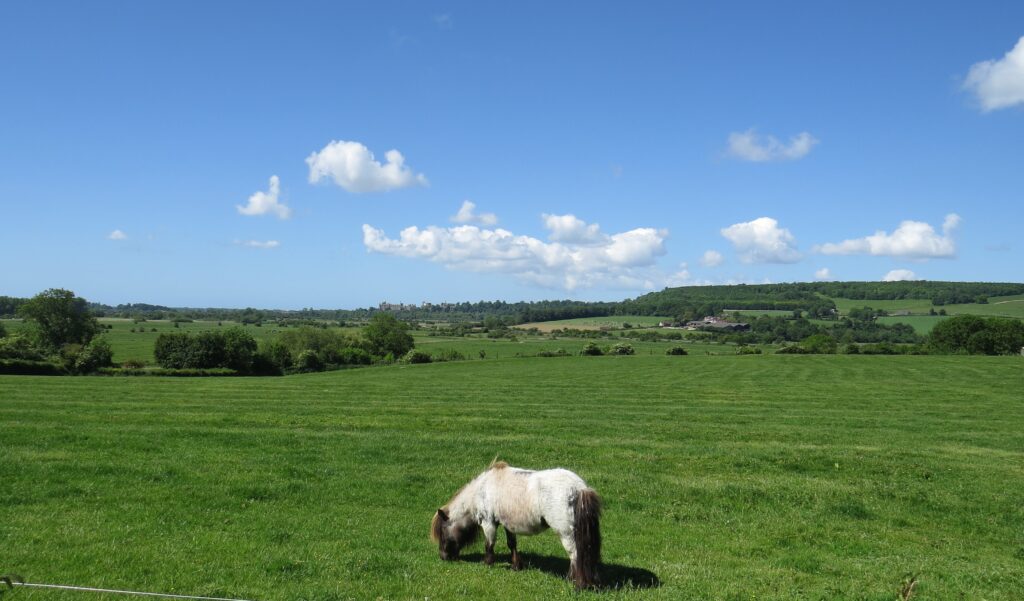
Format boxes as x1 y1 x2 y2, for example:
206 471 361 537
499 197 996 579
2 355 1022 600
876 315 949 334
831 295 1024 319
515 316 670 332
415 335 719 359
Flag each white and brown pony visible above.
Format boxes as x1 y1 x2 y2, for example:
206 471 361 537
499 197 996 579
430 461 602 589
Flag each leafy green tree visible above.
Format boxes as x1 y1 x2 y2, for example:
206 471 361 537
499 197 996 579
363 313 414 357
928 315 986 354
221 327 257 372
927 315 1023 355
0 320 6 338
18 289 99 352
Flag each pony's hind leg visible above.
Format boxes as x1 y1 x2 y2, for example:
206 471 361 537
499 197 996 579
505 527 522 570
558 532 579 584
482 521 497 566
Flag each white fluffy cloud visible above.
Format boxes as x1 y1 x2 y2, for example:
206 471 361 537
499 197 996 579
720 217 802 263
237 175 291 219
541 213 604 244
816 214 960 259
699 250 724 268
963 36 1024 111
727 129 818 162
107 229 127 240
306 140 428 193
451 201 498 226
883 269 917 282
362 215 668 290
665 263 694 287
814 267 832 281
236 239 280 249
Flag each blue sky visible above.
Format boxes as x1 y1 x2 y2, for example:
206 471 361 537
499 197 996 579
2 2 1022 309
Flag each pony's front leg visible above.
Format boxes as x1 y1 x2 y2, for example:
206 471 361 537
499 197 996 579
505 527 522 570
481 521 498 566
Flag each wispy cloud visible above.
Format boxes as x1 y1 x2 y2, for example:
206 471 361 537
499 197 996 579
721 217 802 263
816 214 960 259
883 269 917 282
433 14 453 29
814 267 833 281
699 250 724 268
107 229 127 240
235 239 280 249
963 36 1024 112
362 215 668 291
451 200 497 226
237 175 291 219
726 129 818 162
306 140 428 193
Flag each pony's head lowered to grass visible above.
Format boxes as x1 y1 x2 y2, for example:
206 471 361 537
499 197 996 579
430 507 479 561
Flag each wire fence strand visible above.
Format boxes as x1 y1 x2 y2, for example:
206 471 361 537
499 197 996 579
2 577 256 601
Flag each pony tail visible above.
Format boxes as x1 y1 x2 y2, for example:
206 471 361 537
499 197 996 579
572 488 602 589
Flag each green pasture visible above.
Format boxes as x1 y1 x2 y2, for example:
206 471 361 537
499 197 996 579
876 315 949 334
2 355 1022 600
945 294 1024 318
725 309 795 317
415 335 720 359
830 294 1024 319
515 315 670 332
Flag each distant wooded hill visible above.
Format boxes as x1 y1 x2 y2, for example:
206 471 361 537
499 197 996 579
2 281 1022 323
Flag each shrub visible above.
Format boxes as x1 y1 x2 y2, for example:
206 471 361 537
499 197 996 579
220 327 257 372
337 347 372 366
537 348 569 357
260 340 293 371
776 345 809 354
433 348 467 362
154 332 195 368
860 342 899 355
122 359 146 369
154 329 257 372
665 346 688 355
736 345 762 355
801 333 838 354
610 343 635 355
0 336 45 361
843 343 860 354
295 350 323 372
74 337 114 373
402 349 433 364
275 327 358 366
364 313 414 357
580 342 604 356
0 358 62 375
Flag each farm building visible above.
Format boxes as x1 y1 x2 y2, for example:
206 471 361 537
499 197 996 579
684 315 750 332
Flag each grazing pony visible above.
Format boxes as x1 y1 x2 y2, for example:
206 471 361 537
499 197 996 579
430 461 602 589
